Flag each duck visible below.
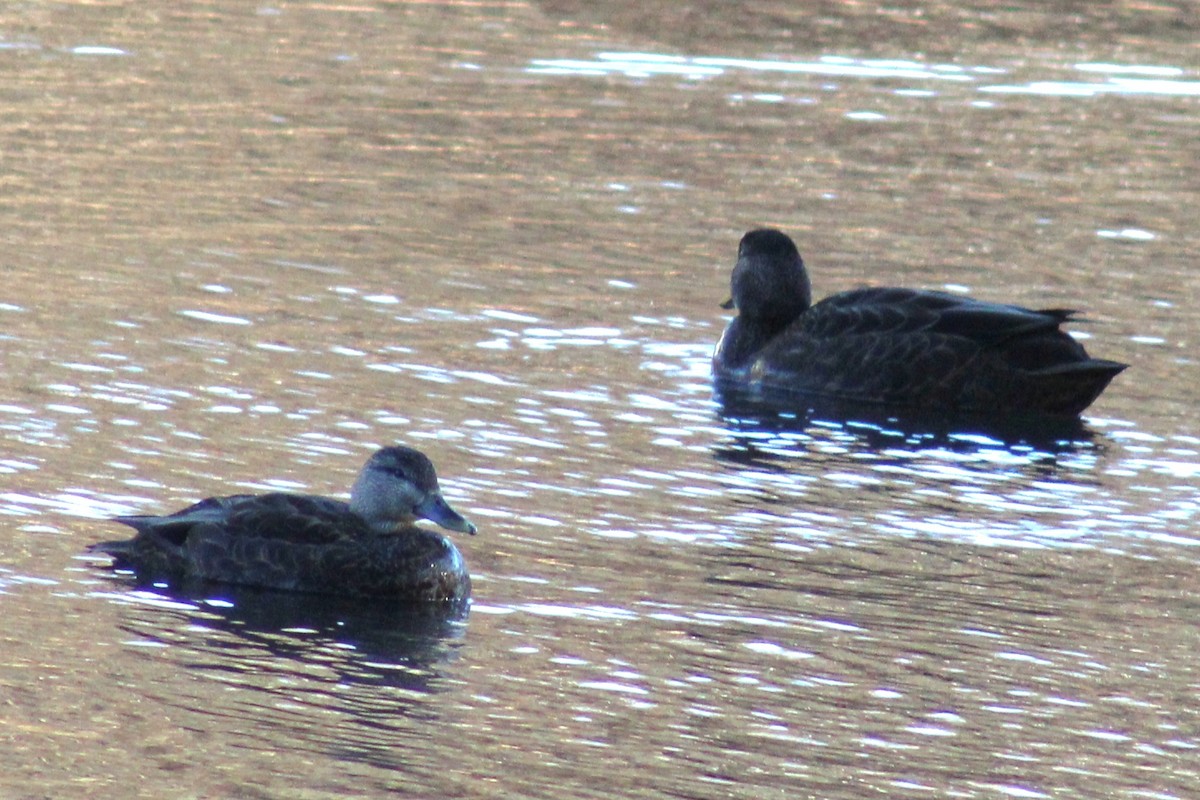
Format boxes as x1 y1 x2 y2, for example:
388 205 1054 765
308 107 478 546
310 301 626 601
89 445 477 602
713 229 1127 417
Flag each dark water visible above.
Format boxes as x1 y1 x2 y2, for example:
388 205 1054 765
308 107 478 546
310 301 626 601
2 1 1199 798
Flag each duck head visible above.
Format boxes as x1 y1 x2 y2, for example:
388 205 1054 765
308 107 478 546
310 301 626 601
350 445 477 535
722 229 812 325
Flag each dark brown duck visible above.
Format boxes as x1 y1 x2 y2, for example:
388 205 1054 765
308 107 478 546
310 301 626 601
713 229 1126 416
89 445 476 601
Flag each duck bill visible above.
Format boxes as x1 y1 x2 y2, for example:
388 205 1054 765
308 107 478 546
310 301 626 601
720 297 735 310
415 492 477 535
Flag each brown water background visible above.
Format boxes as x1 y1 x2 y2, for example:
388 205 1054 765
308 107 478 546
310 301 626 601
2 2 1199 798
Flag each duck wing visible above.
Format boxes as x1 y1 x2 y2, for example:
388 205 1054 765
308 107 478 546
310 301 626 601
218 494 365 545
93 493 367 582
755 289 1115 409
111 493 360 546
807 288 1073 346
183 494 379 590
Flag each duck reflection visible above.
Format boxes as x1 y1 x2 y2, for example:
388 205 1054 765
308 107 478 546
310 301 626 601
100 578 468 677
714 382 1101 460
92 579 468 772
708 383 1115 552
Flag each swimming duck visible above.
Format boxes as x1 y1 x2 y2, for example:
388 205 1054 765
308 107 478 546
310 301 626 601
714 229 1127 416
89 445 477 602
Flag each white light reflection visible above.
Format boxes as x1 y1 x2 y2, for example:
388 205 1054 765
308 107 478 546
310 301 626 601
519 603 638 621
984 784 1049 799
1075 62 1183 76
578 680 649 695
743 641 815 660
1098 228 1155 241
528 52 978 82
2 490 148 519
178 309 252 326
528 51 1197 99
982 75 1200 97
71 45 129 56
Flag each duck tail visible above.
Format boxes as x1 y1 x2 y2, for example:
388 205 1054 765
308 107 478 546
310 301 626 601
90 522 193 577
86 538 140 572
87 539 132 557
1031 359 1128 416
112 514 165 533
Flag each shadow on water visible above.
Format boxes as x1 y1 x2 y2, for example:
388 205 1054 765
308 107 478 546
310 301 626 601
713 384 1102 459
89 572 470 772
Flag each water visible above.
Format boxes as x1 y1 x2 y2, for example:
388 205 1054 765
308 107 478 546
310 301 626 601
2 1 1199 797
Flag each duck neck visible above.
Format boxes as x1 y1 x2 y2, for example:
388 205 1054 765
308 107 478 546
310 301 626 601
714 315 795 371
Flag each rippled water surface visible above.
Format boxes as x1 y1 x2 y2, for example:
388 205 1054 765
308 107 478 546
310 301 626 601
3 1 1199 798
